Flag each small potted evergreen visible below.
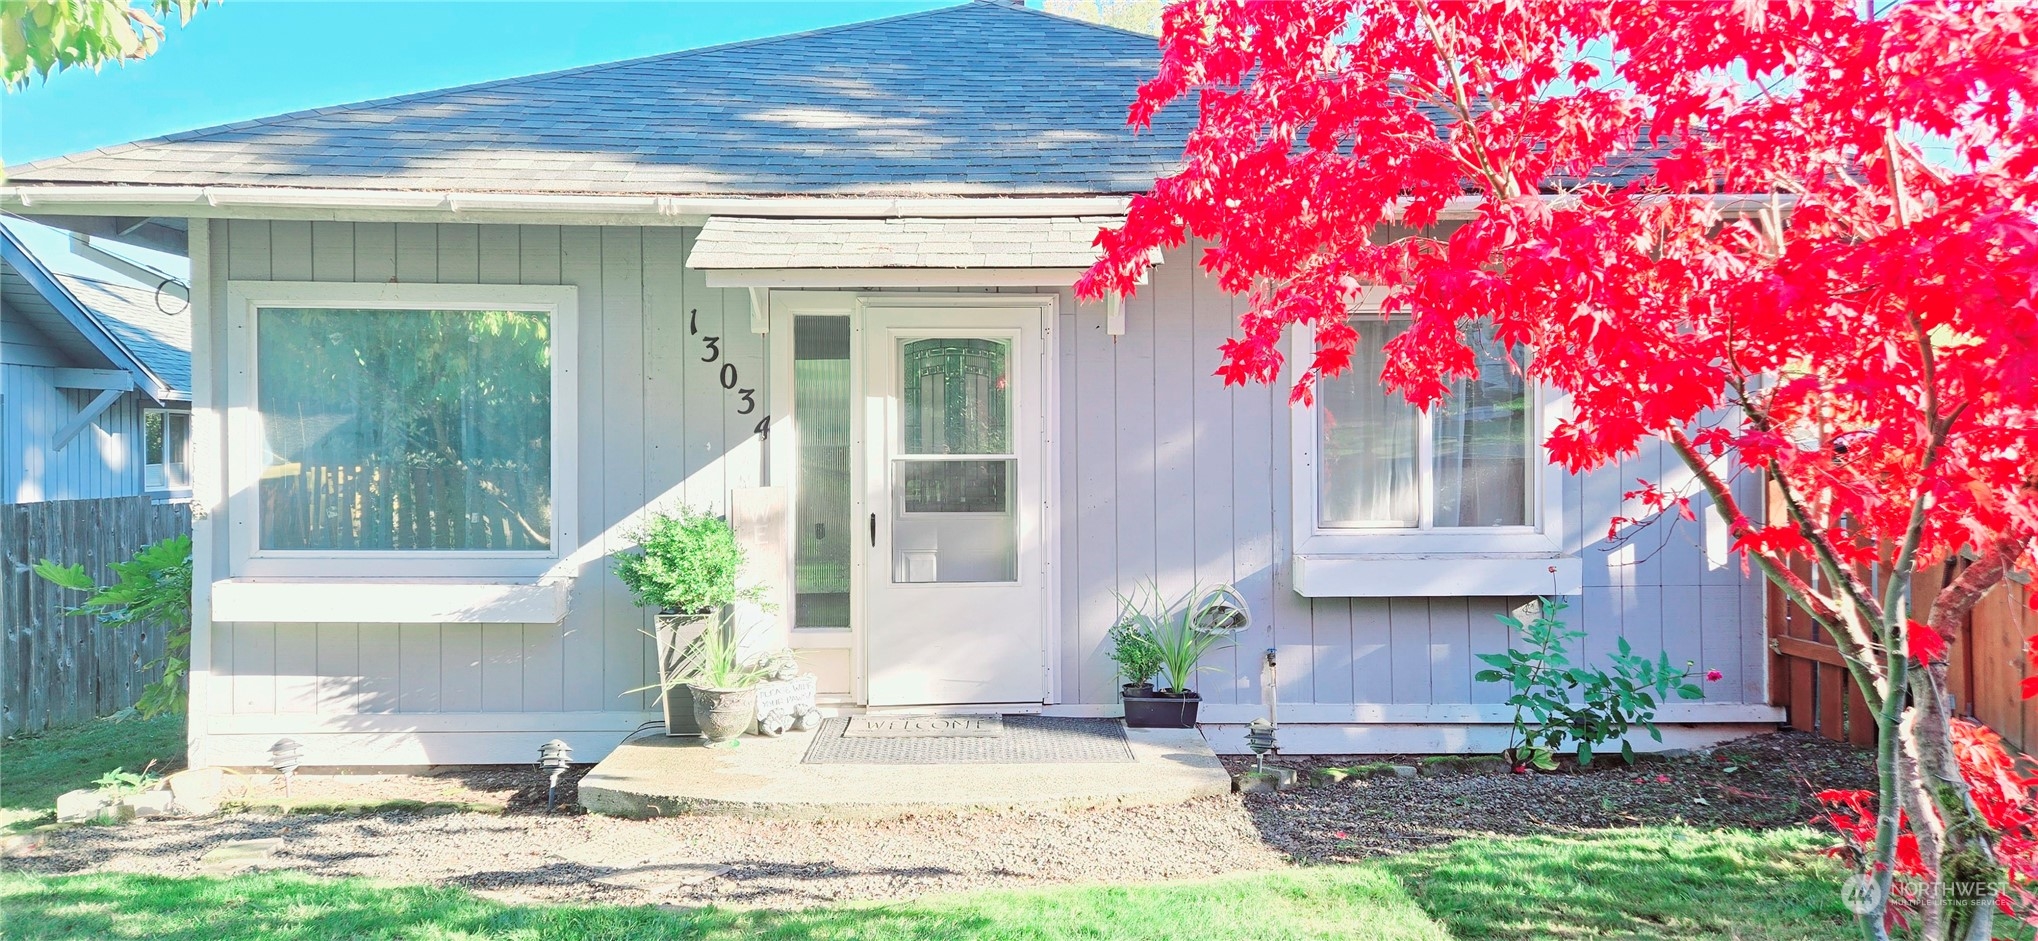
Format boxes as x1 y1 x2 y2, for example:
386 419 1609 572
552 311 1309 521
614 506 757 736
1116 581 1251 728
1108 617 1165 724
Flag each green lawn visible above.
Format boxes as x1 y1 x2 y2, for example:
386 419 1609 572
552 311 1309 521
0 827 1852 940
0 713 185 831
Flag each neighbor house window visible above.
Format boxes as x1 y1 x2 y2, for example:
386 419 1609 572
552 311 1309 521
226 282 577 577
143 408 191 492
1316 318 1532 532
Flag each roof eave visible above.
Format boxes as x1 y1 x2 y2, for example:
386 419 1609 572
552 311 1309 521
2 183 1794 233
2 186 1145 235
0 227 172 401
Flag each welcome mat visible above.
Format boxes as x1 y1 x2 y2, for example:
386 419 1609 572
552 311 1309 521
842 715 1004 738
802 715 1135 765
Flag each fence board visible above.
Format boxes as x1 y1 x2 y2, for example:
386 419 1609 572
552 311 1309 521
2 496 193 736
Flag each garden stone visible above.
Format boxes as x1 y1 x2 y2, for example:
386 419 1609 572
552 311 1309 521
1390 765 1418 778
199 838 285 873
127 789 179 819
167 768 223 810
1233 768 1298 794
590 861 732 893
55 789 123 824
0 833 43 858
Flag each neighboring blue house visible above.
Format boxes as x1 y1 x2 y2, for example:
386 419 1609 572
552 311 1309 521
2 225 193 503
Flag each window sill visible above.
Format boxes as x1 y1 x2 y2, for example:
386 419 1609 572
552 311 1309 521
1292 555 1582 598
210 578 570 624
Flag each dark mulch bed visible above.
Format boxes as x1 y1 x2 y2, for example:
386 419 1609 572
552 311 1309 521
1223 730 1873 862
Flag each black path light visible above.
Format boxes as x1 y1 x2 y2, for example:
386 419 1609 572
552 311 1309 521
538 739 573 812
1247 648 1279 773
269 738 304 799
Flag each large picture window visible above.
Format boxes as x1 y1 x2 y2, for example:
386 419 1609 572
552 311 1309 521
226 282 577 577
1316 318 1532 531
257 308 553 552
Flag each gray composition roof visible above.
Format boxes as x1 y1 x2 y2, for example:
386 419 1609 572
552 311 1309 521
4 1 1670 201
7 3 1196 198
687 215 1128 269
0 227 191 399
56 273 192 395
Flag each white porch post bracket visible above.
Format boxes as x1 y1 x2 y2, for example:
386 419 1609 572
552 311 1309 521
748 287 770 334
1106 291 1124 336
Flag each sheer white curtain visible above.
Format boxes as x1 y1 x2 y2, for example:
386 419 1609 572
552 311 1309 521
1318 318 1529 530
1318 319 1419 527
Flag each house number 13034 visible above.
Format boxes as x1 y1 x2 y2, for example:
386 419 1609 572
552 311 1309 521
690 308 768 439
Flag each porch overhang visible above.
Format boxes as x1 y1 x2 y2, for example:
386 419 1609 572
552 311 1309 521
688 215 1155 332
684 214 1155 280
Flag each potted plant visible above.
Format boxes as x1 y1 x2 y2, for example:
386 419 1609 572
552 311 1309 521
681 622 772 745
1107 617 1163 717
613 506 756 736
1117 581 1252 728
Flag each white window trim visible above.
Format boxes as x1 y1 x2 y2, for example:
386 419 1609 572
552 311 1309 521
143 406 192 494
223 281 579 579
1290 291 1578 597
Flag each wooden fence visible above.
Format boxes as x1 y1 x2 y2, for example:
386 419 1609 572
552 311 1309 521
2 496 191 737
1769 551 2038 754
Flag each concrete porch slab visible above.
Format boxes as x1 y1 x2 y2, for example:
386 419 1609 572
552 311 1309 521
577 725 1230 820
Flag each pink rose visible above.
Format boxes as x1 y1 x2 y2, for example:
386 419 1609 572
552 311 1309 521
1705 669 1724 682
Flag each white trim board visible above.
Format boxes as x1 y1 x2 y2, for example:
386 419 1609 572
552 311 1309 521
709 268 1094 289
210 578 569 624
3 187 1791 233
1199 722 1780 756
1197 702 1784 725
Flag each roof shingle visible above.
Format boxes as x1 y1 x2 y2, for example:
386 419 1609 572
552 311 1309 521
7 3 1193 198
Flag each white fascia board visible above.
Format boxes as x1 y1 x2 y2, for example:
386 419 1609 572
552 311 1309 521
211 578 570 624
1 186 1137 224
1291 555 1584 598
1 186 1792 229
706 267 1098 289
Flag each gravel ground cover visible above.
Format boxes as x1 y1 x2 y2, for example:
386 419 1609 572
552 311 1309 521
2 730 1870 910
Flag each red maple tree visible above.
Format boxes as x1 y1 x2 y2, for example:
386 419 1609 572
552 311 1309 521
1079 2 2038 938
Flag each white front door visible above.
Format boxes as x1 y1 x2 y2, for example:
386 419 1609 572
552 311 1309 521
860 304 1048 707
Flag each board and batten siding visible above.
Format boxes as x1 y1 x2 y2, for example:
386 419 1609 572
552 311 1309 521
1054 238 1771 752
2 364 145 503
196 220 766 765
192 220 1772 765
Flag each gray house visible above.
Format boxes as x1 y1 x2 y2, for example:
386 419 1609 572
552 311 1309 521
0 2 1775 766
2 225 193 503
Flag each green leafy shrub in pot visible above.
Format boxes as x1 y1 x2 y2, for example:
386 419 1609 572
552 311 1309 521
1107 617 1164 696
612 507 755 615
613 507 763 736
1115 580 1250 696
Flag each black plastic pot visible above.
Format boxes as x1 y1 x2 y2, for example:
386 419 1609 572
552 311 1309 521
1121 682 1155 699
1123 690 1200 728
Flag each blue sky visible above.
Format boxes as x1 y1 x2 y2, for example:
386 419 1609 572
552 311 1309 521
2 1 955 278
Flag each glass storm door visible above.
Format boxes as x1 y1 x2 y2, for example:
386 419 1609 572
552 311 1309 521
861 306 1046 707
